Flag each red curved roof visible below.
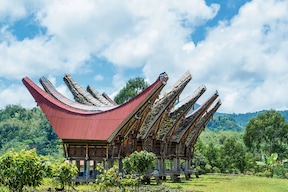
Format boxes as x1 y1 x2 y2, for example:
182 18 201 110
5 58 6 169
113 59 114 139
22 74 167 142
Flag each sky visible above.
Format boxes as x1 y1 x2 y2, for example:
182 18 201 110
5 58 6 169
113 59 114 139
0 0 288 114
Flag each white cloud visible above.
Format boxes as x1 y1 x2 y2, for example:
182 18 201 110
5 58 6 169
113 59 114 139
101 0 219 69
94 74 104 81
0 0 288 113
180 0 288 113
0 0 217 76
0 84 35 109
0 1 27 22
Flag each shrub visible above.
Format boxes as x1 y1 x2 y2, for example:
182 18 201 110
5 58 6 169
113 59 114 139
205 164 212 173
52 159 78 190
0 149 46 192
95 164 121 191
212 167 221 173
274 164 288 179
123 150 156 175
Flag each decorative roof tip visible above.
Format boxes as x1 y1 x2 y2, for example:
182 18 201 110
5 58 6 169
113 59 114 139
175 84 206 107
177 71 192 82
184 70 192 79
215 99 222 105
102 92 118 106
169 85 206 113
161 71 192 96
159 72 168 84
86 85 115 106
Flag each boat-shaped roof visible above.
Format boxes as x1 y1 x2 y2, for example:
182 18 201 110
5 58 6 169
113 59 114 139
22 73 168 142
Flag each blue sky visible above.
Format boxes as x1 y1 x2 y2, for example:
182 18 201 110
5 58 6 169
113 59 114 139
0 0 287 113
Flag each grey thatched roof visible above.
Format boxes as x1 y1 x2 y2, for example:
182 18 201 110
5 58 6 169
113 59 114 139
64 74 108 106
157 84 206 141
39 76 116 111
171 91 219 143
137 71 192 139
87 85 115 106
185 99 221 147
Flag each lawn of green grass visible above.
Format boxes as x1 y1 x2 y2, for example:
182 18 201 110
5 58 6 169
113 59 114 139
164 174 288 192
2 174 287 191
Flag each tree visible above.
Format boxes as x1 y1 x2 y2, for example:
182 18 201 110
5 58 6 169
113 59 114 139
114 77 149 104
243 110 288 159
0 149 46 192
219 137 246 173
243 152 261 174
204 142 220 169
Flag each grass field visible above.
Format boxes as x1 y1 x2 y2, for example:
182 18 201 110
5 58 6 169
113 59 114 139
164 174 288 192
3 174 287 191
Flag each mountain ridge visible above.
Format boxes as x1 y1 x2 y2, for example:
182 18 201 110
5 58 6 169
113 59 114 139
206 109 288 132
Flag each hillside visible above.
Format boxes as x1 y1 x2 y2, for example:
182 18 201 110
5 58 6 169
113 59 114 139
206 110 288 132
0 105 61 156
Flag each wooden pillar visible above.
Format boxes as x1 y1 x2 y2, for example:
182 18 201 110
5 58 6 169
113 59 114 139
155 158 161 171
171 158 181 182
169 159 173 172
109 159 114 168
104 159 108 169
184 159 190 172
184 159 191 180
76 160 81 177
159 158 163 174
85 160 90 179
85 144 90 179
173 158 180 172
162 158 167 180
93 160 97 178
104 159 114 169
118 158 123 173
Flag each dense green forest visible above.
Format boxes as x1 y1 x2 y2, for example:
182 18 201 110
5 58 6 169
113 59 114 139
0 105 62 156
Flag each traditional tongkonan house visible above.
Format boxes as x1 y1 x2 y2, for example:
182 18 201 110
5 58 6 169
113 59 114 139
22 71 221 182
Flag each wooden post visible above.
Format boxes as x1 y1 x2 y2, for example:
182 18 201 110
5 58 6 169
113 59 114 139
104 159 114 169
93 160 97 178
118 158 123 173
184 159 190 180
169 159 173 172
162 158 166 180
85 144 90 180
173 158 180 172
156 158 161 171
76 160 81 177
172 158 181 182
86 160 90 179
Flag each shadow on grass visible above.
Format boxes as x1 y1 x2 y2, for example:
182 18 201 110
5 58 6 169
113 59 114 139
207 177 232 181
194 184 207 187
